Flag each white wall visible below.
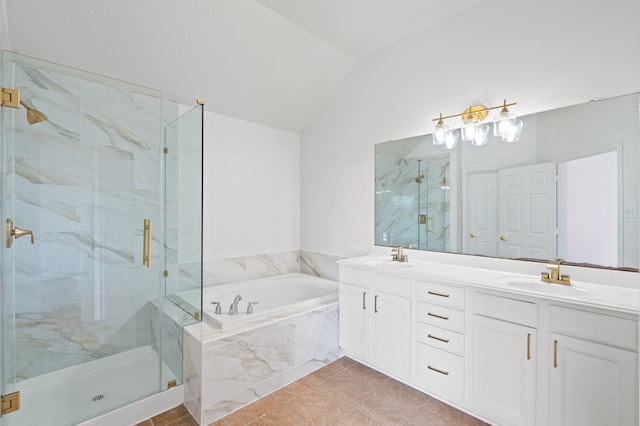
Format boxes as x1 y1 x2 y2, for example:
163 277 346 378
203 111 300 260
300 0 640 257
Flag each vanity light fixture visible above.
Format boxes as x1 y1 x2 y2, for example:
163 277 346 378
431 99 523 148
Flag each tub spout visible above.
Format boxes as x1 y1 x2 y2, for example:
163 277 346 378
229 295 242 315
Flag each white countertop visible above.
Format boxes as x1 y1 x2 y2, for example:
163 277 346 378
338 255 640 315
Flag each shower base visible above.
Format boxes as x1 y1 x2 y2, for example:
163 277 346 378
6 345 174 426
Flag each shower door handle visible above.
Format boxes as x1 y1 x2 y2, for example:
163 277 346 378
143 219 152 268
6 219 35 248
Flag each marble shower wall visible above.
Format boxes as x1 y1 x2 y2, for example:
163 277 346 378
3 54 181 380
375 152 450 251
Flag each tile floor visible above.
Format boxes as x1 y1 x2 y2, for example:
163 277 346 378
138 357 489 425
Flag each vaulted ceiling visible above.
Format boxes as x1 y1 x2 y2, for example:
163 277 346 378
4 0 480 133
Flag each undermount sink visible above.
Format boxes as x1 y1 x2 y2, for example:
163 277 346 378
359 258 418 268
497 276 596 298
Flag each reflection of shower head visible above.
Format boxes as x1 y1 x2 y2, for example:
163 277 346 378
19 100 48 125
415 174 425 183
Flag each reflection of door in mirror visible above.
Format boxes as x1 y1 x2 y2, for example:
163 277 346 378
498 163 557 259
465 163 556 259
465 171 499 256
558 150 619 266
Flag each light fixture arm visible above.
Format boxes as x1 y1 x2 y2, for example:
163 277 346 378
432 100 517 122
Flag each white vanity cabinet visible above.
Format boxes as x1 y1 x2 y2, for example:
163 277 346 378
338 267 412 379
413 280 466 400
549 306 638 426
471 293 538 426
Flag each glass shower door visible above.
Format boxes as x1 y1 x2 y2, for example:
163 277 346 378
1 52 168 426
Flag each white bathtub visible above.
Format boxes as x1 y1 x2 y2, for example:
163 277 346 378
176 273 339 329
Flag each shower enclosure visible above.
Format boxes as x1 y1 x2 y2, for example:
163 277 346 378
375 149 450 251
0 52 203 425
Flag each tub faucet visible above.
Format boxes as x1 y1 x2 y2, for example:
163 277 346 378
247 301 258 314
210 301 222 314
229 295 242 315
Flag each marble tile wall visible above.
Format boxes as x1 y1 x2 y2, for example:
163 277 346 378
375 152 450 251
3 54 182 380
200 250 343 287
183 303 339 425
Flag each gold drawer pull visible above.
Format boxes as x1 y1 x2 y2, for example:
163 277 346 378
427 291 450 298
427 312 449 321
428 334 450 343
427 365 449 376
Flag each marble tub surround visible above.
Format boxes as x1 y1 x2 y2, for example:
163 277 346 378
202 251 299 286
202 250 344 285
300 250 342 281
183 303 339 425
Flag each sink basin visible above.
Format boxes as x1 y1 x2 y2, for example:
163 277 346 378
507 281 596 298
358 258 418 268
496 276 596 298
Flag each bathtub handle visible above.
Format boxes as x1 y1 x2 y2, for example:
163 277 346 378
247 301 258 314
210 301 222 315
362 292 367 310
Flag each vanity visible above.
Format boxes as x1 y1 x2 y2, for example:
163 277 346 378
338 252 639 426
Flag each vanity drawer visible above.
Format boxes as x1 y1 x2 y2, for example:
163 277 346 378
416 280 465 308
415 342 464 400
372 273 412 298
416 322 464 356
474 292 538 328
339 267 369 288
551 306 638 350
417 302 465 332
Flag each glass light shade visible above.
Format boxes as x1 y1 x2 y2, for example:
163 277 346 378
461 122 477 141
470 124 489 146
501 118 523 142
432 120 448 145
493 108 515 137
443 129 459 150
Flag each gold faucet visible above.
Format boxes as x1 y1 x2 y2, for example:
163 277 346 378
540 258 571 285
391 246 408 262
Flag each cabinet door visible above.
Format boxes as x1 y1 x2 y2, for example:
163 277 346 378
339 283 370 361
371 291 411 378
550 334 638 426
472 315 536 426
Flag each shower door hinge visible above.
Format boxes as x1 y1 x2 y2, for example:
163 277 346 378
163 270 169 277
167 380 177 389
1 87 20 109
164 147 169 154
1 391 20 416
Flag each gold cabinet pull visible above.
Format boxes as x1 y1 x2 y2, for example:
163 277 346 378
362 292 367 310
374 295 378 313
143 219 152 268
527 333 531 360
428 291 450 298
6 219 35 248
554 340 558 368
428 334 450 343
427 312 449 321
427 365 449 376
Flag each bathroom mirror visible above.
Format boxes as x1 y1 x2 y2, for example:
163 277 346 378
375 93 639 270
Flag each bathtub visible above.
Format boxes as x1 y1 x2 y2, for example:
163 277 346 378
176 273 339 329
